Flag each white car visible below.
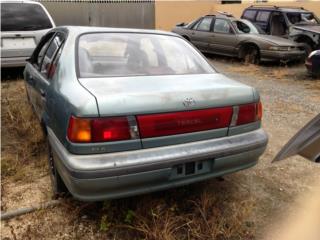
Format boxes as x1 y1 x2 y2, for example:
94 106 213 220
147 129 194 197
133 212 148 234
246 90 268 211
1 0 55 67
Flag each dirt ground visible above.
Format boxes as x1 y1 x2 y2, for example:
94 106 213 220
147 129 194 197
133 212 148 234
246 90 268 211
1 58 320 240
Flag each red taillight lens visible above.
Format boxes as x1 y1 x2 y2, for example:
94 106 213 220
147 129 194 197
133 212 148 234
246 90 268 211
67 116 132 143
137 107 233 138
237 102 262 125
91 117 131 142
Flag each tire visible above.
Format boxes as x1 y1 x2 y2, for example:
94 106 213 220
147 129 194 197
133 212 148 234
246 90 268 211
47 140 68 198
243 45 260 64
300 42 313 56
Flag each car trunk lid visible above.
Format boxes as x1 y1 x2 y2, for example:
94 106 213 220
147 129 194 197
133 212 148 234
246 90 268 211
79 73 254 116
79 73 255 147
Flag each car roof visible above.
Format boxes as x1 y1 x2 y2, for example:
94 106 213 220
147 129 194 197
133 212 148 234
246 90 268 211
54 26 179 37
204 14 237 21
246 6 311 13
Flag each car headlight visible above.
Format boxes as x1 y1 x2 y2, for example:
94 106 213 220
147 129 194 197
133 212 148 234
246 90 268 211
269 46 291 51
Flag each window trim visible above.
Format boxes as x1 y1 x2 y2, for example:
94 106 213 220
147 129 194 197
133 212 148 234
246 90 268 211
213 18 235 35
195 16 214 32
29 31 55 69
40 32 66 79
46 38 65 80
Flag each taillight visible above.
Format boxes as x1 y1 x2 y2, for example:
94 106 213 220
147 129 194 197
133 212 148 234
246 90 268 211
236 102 262 126
67 116 138 143
137 107 233 138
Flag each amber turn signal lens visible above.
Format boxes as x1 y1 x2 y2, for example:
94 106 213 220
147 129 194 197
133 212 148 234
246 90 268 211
67 116 91 142
257 101 263 121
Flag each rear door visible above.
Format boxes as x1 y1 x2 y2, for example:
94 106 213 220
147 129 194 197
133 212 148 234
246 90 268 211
189 16 214 52
25 32 65 121
209 18 238 56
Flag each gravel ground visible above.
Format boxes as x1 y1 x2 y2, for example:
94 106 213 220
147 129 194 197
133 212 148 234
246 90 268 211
1 58 320 239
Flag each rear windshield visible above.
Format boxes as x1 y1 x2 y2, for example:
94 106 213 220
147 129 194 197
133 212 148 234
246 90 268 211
78 33 215 78
1 3 53 31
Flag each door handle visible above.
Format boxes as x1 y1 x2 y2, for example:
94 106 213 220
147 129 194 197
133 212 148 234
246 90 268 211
26 75 34 84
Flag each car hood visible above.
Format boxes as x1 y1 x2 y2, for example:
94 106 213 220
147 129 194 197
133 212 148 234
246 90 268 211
249 34 298 46
78 73 256 116
293 24 320 34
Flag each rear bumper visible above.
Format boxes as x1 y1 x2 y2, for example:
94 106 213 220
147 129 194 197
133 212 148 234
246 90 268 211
260 50 305 62
1 57 28 68
48 128 268 201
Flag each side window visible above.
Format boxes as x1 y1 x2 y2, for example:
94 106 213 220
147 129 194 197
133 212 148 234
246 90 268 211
243 10 257 21
35 33 55 67
213 19 232 34
40 33 64 78
192 19 201 30
196 17 212 31
256 11 271 22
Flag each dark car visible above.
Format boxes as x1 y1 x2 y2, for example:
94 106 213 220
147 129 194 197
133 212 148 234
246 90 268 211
172 13 304 63
241 5 320 53
305 50 320 78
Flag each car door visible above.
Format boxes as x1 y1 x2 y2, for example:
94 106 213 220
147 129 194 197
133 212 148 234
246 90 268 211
209 18 238 56
273 114 320 163
188 16 214 52
24 31 65 121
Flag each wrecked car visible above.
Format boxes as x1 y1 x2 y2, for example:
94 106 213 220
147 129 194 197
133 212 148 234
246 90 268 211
1 0 55 68
241 6 320 53
172 13 304 63
305 50 320 78
24 26 268 201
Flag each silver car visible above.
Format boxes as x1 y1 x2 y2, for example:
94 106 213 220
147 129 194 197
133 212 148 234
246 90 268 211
1 0 55 67
24 26 268 201
172 14 305 63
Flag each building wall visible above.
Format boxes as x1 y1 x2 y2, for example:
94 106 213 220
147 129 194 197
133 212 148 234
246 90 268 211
38 0 155 29
155 1 320 31
155 1 215 31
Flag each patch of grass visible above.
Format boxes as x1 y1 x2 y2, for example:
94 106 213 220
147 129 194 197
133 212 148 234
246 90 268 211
1 80 46 182
67 180 256 240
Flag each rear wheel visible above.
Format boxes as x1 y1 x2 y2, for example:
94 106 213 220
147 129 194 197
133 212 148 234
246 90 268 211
243 45 260 64
47 140 68 198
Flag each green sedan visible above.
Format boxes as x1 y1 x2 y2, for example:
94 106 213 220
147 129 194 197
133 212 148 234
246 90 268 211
24 26 268 201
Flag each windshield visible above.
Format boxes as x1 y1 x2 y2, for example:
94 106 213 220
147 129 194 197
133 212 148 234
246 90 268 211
1 3 53 31
78 33 215 78
232 19 265 34
286 12 320 25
